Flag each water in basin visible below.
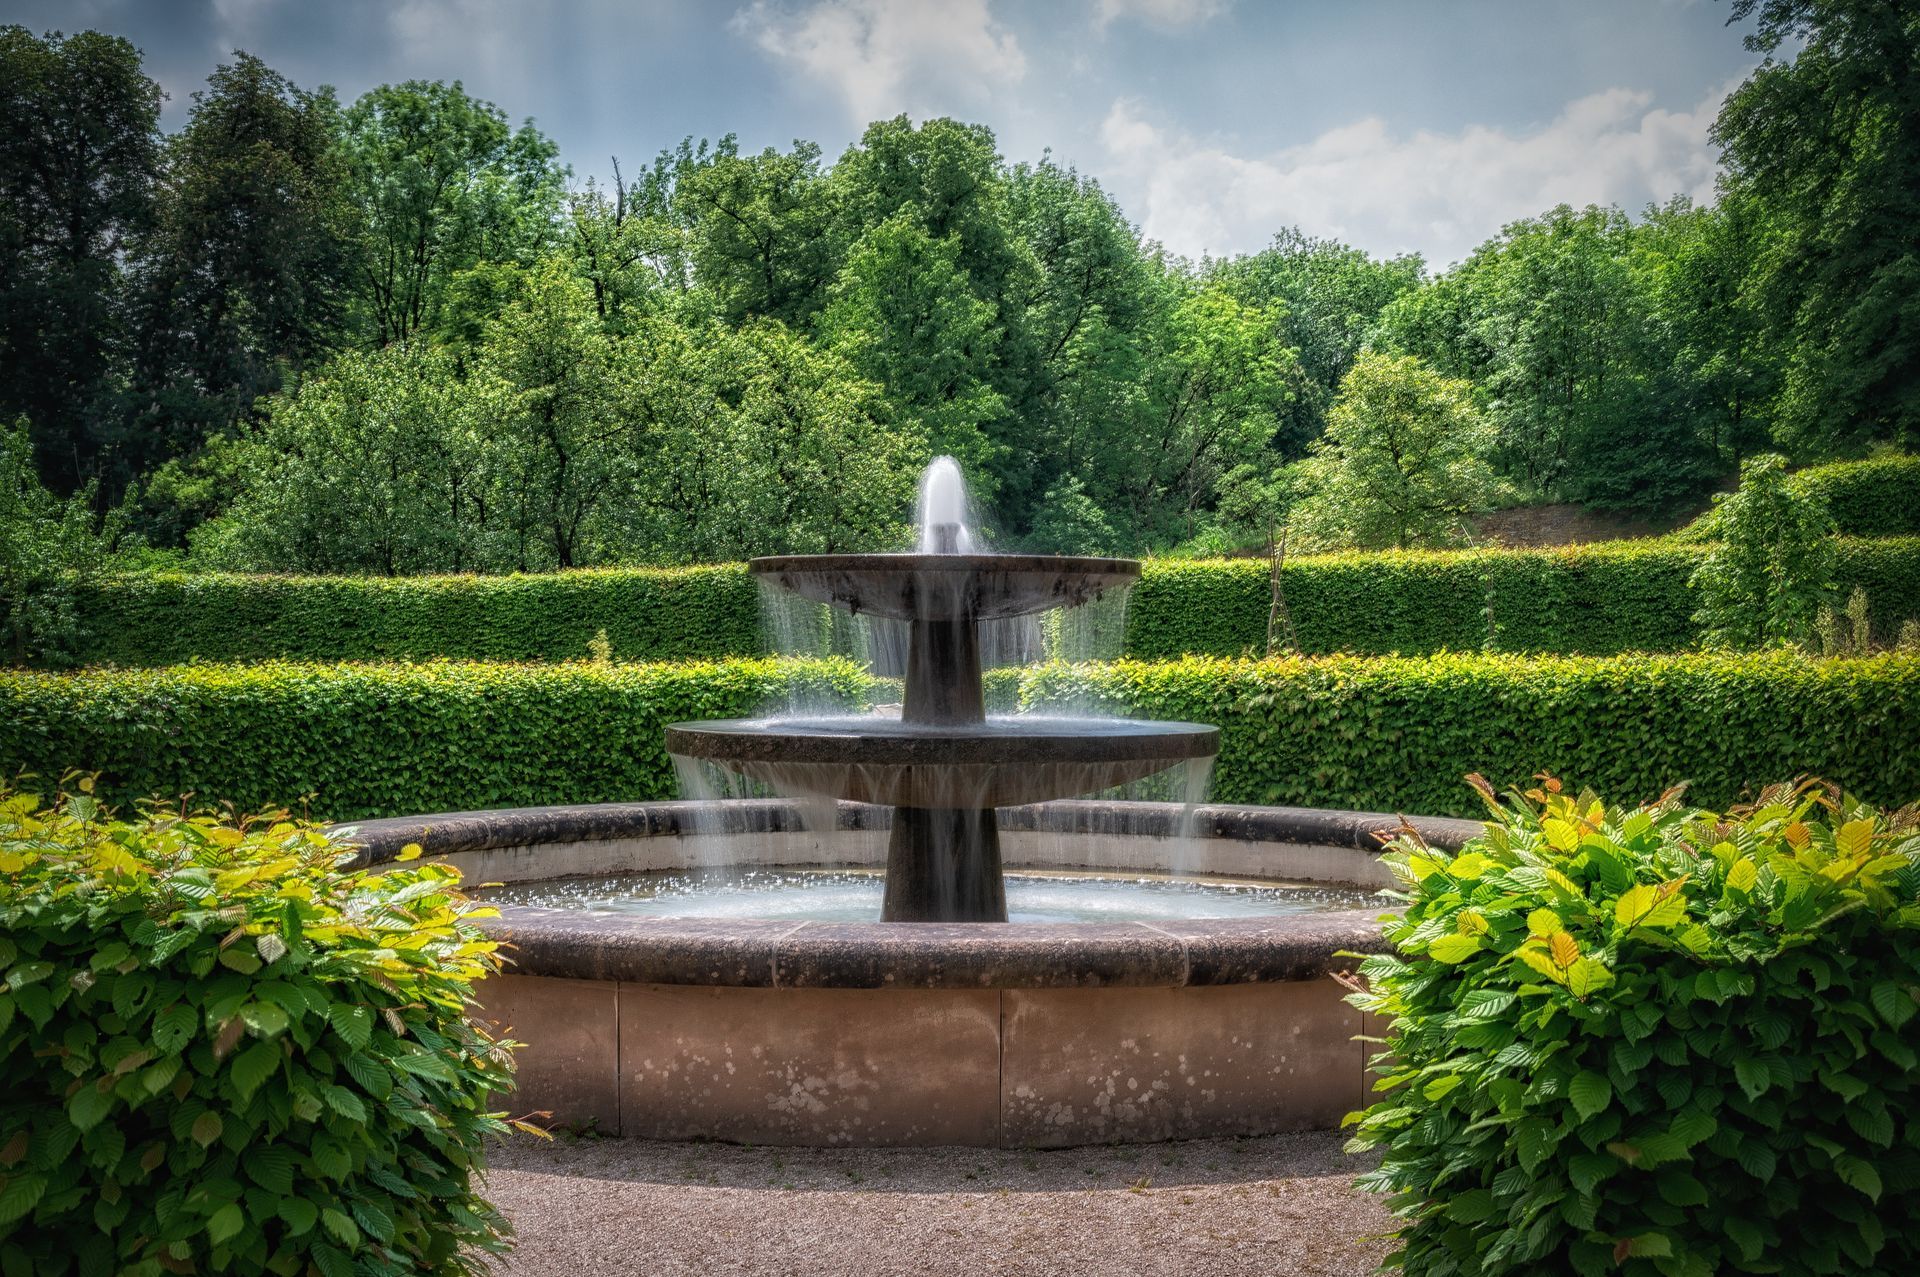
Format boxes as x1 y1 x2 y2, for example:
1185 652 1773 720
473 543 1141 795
478 867 1385 924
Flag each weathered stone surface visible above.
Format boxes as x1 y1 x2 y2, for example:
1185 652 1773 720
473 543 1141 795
999 981 1366 1147
616 984 1001 1145
771 921 1188 989
473 974 620 1131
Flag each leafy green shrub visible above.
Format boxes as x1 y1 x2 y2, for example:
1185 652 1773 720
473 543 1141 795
1123 539 1920 659
55 564 762 667
1345 777 1920 1275
0 658 868 820
1017 652 1920 817
0 782 523 1274
1691 454 1836 650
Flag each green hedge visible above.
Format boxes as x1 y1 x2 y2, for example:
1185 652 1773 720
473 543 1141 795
1016 653 1920 818
5 653 1915 823
1347 781 1920 1274
1124 538 1920 658
1793 455 1920 537
0 788 518 1273
31 537 1920 668
66 564 762 666
0 658 867 821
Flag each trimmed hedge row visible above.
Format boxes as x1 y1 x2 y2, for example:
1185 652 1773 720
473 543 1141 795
0 658 868 821
1792 455 1920 537
32 537 1920 668
66 564 762 666
1123 538 1920 659
1016 653 1920 818
5 653 1915 823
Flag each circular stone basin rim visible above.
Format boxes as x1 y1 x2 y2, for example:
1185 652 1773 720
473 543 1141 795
337 799 1481 991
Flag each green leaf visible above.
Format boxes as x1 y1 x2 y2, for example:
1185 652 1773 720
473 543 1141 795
328 1004 373 1050
67 1083 113 1132
1869 981 1916 1029
229 1039 280 1102
190 1111 223 1148
0 1173 47 1224
323 1085 367 1123
1626 1233 1673 1258
151 1003 196 1053
1427 934 1483 964
1446 1188 1497 1223
1835 1155 1882 1203
278 1197 319 1236
321 1206 361 1248
206 1202 244 1245
1733 1057 1771 1101
238 1002 289 1038
1569 1071 1612 1121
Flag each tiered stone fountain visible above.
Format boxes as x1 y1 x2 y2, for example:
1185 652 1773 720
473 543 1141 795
351 459 1482 1145
665 460 1217 921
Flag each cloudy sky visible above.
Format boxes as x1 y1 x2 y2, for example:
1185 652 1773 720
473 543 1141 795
6 0 1766 267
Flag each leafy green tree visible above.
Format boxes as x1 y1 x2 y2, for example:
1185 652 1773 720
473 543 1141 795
1691 453 1837 649
339 80 566 347
1209 228 1425 455
820 212 1006 489
0 421 121 665
1715 0 1920 454
475 261 628 569
0 27 161 494
1293 351 1502 550
1097 285 1295 547
126 53 357 481
193 345 492 574
1633 194 1780 471
620 319 919 562
677 138 836 327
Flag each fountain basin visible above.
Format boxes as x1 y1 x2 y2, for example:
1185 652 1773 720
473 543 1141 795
666 715 1219 806
342 799 1478 1146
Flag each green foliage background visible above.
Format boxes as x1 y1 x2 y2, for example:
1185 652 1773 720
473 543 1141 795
1016 653 1920 817
4 653 1915 822
0 659 868 820
66 565 762 666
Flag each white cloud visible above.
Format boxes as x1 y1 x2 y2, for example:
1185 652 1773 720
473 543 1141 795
1098 80 1737 266
732 0 1026 124
1093 0 1229 30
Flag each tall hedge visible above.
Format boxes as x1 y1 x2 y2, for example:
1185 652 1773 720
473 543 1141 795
1791 455 1920 537
66 565 762 666
4 653 1915 823
0 658 867 821
1017 653 1920 818
27 537 1920 668
1123 538 1920 659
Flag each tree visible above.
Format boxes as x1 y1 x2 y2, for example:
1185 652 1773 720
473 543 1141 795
338 80 566 347
0 27 161 494
1108 285 1293 547
125 53 357 482
1293 352 1501 550
192 345 491 575
677 138 836 327
819 212 1005 490
0 421 121 665
1690 453 1837 650
1714 0 1920 454
1209 228 1425 455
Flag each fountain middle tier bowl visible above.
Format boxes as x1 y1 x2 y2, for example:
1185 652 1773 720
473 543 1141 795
666 714 1220 808
749 552 1139 621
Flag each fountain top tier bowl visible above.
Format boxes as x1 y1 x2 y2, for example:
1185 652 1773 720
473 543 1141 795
749 552 1139 621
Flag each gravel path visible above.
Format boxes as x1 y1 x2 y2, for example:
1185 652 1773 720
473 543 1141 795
484 1130 1395 1276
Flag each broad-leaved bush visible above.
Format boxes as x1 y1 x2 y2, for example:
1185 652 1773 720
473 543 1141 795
1347 776 1920 1275
0 782 522 1275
